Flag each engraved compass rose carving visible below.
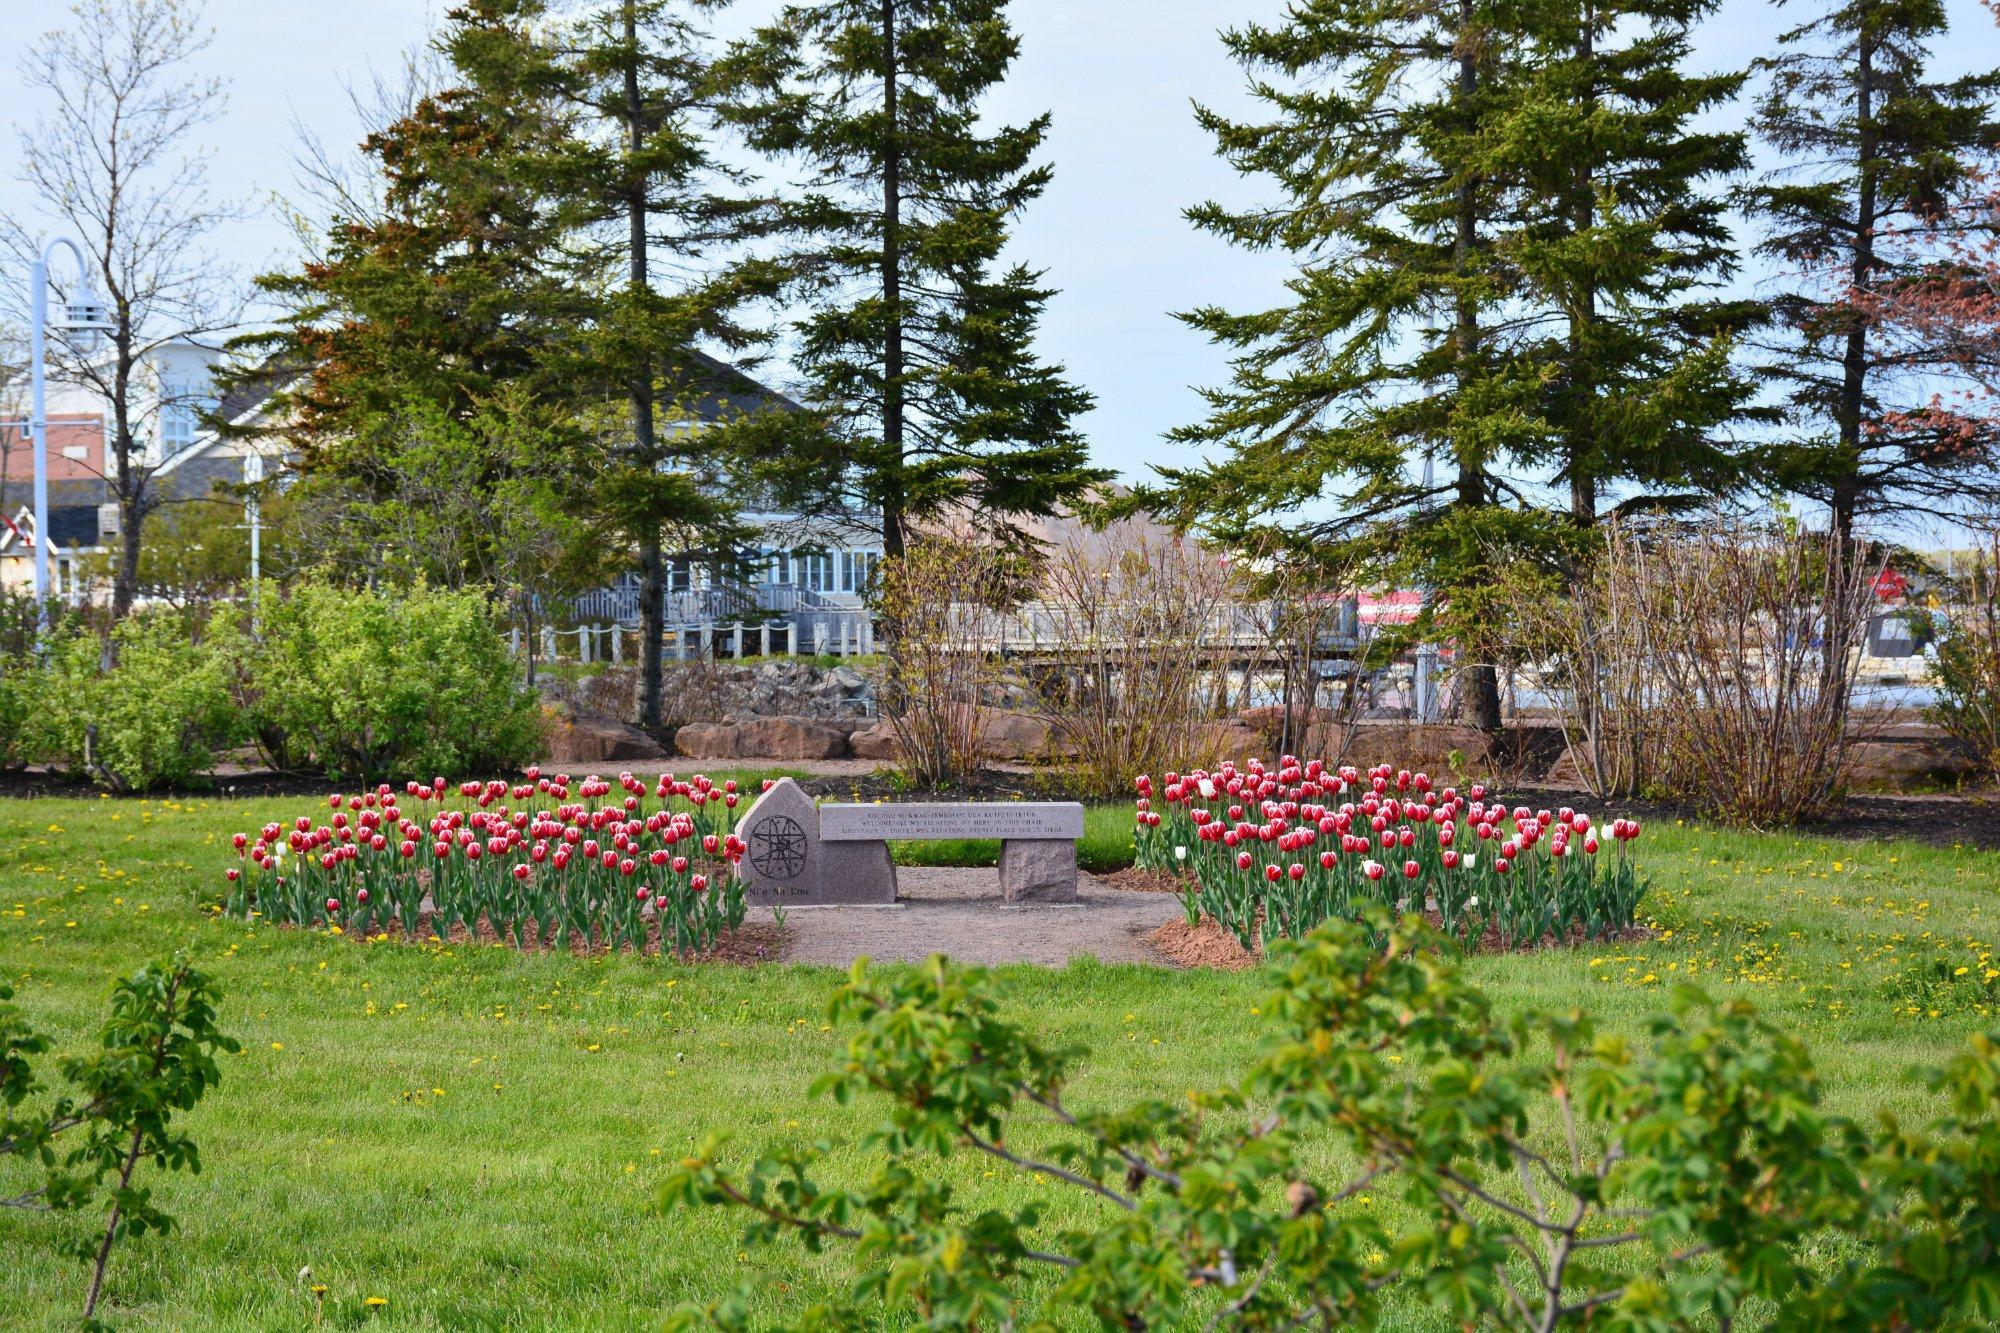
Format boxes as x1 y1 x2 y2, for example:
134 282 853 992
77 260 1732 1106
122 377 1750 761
748 814 809 880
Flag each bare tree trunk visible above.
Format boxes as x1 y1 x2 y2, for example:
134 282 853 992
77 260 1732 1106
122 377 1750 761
1825 31 1878 708
1451 0 1502 734
623 0 667 733
110 337 142 636
1568 0 1598 527
878 0 906 562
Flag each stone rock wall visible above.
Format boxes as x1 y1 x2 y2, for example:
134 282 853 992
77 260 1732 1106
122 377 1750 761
540 659 878 724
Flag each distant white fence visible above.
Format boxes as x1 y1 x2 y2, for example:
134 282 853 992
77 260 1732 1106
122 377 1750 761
512 614 875 665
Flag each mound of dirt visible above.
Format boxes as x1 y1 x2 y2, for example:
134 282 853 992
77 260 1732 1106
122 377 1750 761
1099 866 1185 894
1150 916 1259 970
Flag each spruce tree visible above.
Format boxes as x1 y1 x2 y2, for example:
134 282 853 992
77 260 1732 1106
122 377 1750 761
1499 0 1764 524
529 0 786 731
251 2 582 477
719 0 1101 559
1749 0 2000 542
1158 0 1547 731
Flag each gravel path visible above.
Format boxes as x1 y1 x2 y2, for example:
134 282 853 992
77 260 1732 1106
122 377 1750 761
758 867 1184 967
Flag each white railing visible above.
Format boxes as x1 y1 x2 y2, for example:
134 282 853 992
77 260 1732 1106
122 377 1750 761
512 612 875 666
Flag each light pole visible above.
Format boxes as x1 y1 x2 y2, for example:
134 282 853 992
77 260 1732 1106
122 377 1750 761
27 236 112 632
245 448 263 632
1413 447 1438 723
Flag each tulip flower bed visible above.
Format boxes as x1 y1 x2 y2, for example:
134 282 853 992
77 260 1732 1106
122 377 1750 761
1133 757 1645 951
222 768 752 956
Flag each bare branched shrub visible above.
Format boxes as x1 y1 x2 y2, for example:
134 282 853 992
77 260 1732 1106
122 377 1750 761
1641 524 1878 824
876 537 1017 790
1930 529 2000 781
1038 524 1247 798
1505 523 1668 799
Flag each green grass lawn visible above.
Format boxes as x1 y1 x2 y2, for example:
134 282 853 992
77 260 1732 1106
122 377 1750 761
2 786 1997 1329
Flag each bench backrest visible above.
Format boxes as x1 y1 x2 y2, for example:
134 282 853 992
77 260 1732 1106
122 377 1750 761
818 802 1084 842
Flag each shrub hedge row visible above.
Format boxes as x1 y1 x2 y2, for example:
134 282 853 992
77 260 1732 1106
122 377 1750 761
0 583 543 791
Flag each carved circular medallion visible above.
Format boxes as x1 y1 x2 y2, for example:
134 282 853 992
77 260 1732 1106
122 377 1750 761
748 814 810 881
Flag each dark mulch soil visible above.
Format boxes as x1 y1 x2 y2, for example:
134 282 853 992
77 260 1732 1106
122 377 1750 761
7 761 1995 854
1494 783 2000 852
0 765 358 801
0 764 1059 804
1099 866 1185 895
795 769 1058 802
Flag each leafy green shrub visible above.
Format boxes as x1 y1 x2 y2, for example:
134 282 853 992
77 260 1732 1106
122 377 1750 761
243 580 543 781
668 912 2000 1330
33 614 243 791
1 953 238 1321
0 588 52 771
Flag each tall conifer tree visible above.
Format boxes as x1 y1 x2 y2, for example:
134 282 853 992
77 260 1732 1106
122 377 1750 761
719 0 1101 559
1500 0 1763 524
245 1 613 610
531 0 785 731
1159 0 1546 730
254 2 581 478
1749 0 2000 542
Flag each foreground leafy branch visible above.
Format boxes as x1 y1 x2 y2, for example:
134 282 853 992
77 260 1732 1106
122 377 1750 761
1 953 238 1322
663 913 2000 1329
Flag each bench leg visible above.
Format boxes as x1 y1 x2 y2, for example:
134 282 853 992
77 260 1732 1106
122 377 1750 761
999 839 1078 903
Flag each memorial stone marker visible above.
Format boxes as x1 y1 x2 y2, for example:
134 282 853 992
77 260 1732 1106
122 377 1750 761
733 778 1085 905
736 778 898 906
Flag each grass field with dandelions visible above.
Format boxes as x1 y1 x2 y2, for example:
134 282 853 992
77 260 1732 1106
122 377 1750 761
2 786 1998 1328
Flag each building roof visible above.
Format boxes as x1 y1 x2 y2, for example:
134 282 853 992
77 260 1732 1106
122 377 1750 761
213 358 306 427
1 503 102 555
673 349 803 420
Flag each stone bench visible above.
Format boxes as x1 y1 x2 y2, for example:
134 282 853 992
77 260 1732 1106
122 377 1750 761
735 778 1085 906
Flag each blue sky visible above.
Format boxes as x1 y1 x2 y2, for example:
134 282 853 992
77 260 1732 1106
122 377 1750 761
3 0 1996 494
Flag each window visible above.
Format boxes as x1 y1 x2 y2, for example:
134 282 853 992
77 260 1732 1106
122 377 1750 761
796 551 832 592
157 374 212 454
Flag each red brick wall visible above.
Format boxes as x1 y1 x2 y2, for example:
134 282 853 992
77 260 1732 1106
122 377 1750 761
0 416 105 484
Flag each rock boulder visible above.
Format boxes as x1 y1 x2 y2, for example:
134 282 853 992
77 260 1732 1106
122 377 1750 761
546 707 670 764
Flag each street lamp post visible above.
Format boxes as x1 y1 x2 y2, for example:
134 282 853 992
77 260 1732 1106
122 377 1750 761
27 236 112 633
